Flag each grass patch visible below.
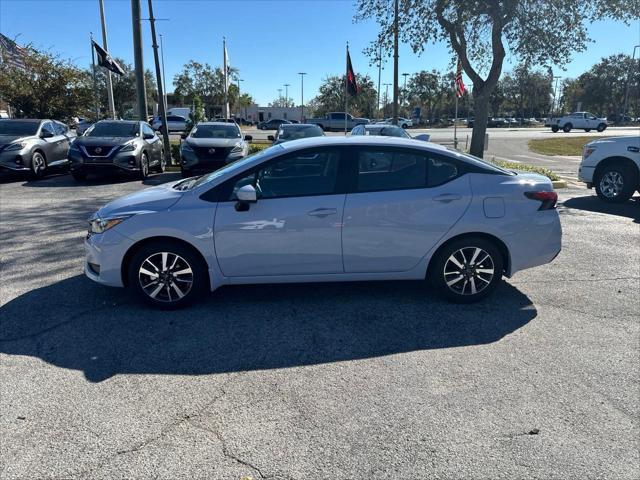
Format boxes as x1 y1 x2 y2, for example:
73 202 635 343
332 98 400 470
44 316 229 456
490 158 560 181
528 136 595 156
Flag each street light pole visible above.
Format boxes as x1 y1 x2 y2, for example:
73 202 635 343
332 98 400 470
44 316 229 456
237 78 243 119
377 43 382 120
159 33 167 114
402 72 409 114
552 75 561 118
284 83 290 107
384 83 392 118
98 0 116 118
131 0 147 120
392 0 399 125
298 72 306 122
622 45 640 122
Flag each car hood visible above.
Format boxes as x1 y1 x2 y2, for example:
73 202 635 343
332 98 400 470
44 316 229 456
185 138 241 148
587 135 639 147
0 134 35 145
96 181 184 218
76 136 136 146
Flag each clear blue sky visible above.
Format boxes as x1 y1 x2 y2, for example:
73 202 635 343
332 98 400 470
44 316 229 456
1 0 638 106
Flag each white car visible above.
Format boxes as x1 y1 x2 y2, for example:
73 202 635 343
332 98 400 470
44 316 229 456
151 115 187 132
378 117 413 128
578 136 640 202
551 112 607 133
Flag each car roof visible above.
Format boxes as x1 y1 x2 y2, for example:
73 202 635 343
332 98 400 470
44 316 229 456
0 118 44 122
197 122 239 126
278 135 448 153
96 119 140 124
364 124 403 129
280 123 320 128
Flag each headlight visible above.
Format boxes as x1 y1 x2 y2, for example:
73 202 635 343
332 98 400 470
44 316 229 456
5 141 27 151
230 144 243 154
120 143 136 152
583 146 596 160
89 215 131 234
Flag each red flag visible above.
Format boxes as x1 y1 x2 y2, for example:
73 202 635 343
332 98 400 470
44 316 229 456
346 49 358 96
455 59 466 97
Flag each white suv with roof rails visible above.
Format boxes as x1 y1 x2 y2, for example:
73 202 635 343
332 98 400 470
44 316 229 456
578 136 640 202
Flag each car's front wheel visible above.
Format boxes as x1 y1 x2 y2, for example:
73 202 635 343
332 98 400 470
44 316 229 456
430 238 504 303
597 123 607 132
128 241 207 308
156 150 166 173
563 123 572 133
29 151 47 179
138 153 149 180
584 128 591 132
551 125 559 132
595 163 637 203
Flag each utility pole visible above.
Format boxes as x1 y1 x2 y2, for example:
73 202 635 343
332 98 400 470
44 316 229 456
98 0 115 118
384 83 392 118
298 72 306 122
131 0 147 120
147 0 171 166
159 33 167 114
402 72 409 115
237 78 243 119
622 45 640 122
552 75 561 118
392 0 399 125
377 43 382 120
284 83 290 106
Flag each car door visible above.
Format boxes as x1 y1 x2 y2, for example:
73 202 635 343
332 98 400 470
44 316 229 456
142 123 161 164
213 146 347 277
51 121 71 166
341 146 472 273
39 121 65 163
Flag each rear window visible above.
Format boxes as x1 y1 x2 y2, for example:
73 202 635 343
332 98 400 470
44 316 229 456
447 149 515 175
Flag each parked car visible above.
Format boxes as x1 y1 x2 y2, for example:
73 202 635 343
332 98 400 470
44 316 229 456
257 119 291 130
350 124 430 142
267 124 324 145
377 117 414 128
551 112 607 133
84 136 561 308
68 120 165 181
152 115 187 132
76 118 95 135
578 136 640 202
306 112 369 131
180 122 251 177
488 117 509 128
0 118 73 178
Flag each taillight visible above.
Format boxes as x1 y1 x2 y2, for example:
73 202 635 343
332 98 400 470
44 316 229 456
525 191 558 210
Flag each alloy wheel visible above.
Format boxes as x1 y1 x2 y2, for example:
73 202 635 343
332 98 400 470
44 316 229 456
599 171 624 199
443 246 495 296
32 152 45 176
138 252 194 303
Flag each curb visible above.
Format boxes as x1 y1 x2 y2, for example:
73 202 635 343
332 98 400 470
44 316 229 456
552 180 567 189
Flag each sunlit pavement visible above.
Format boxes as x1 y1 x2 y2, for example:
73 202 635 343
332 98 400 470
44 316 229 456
0 170 638 479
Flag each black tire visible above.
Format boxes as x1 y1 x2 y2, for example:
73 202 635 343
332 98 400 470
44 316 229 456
563 123 572 133
551 125 559 132
429 237 504 303
71 171 87 181
597 123 607 132
584 128 591 132
401 123 408 129
138 153 149 180
594 163 637 203
29 151 47 179
128 240 207 309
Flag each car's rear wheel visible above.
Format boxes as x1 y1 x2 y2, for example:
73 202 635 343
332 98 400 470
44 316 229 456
584 128 591 132
29 151 47 179
401 123 408 129
430 238 504 303
595 163 637 203
128 241 207 309
597 123 607 132
551 125 559 132
563 123 572 133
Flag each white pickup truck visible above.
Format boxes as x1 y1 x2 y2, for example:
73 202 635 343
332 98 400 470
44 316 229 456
578 136 640 202
551 112 608 133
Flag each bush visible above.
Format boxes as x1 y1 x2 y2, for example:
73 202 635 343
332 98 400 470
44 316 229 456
249 143 270 155
490 158 559 181
170 141 181 165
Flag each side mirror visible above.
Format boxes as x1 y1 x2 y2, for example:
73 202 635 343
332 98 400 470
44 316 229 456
267 135 275 142
41 130 54 139
413 133 430 142
143 132 155 140
244 134 253 142
235 184 257 211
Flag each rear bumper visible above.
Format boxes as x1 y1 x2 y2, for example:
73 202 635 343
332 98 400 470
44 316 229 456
507 210 562 275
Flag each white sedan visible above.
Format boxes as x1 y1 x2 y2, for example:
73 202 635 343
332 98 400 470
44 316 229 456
377 117 414 128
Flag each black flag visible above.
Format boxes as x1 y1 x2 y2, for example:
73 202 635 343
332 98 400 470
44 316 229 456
346 49 358 96
92 40 125 76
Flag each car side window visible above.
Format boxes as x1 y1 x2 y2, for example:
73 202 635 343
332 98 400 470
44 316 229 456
226 148 340 200
427 155 460 187
143 124 154 137
41 121 55 136
356 149 427 192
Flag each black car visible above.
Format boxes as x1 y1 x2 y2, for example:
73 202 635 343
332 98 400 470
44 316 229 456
68 120 165 181
257 119 291 130
267 124 324 145
0 119 74 179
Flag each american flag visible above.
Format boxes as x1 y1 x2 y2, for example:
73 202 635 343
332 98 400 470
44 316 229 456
0 33 27 71
455 59 466 98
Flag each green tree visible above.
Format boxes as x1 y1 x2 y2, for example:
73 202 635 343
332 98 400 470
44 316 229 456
311 73 378 118
356 0 637 156
0 47 94 119
185 95 206 133
560 54 640 118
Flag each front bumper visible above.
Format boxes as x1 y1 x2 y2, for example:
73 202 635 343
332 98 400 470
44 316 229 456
0 150 31 172
180 148 243 173
578 164 595 186
84 228 134 287
69 149 141 174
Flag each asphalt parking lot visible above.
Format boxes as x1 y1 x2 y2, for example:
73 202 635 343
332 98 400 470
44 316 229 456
0 170 638 479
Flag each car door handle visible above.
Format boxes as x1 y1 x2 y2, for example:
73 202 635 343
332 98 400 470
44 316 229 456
308 208 337 217
433 194 462 203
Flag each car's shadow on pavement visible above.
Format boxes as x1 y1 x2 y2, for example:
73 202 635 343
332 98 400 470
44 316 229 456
18 172 180 188
0 276 536 382
562 195 639 222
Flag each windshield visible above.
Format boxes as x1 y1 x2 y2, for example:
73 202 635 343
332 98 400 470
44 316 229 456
278 126 323 140
86 122 139 137
0 120 40 136
366 126 410 138
448 149 515 175
173 144 283 191
191 124 240 139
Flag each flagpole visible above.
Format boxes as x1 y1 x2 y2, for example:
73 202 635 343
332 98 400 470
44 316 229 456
454 93 458 150
345 43 348 136
223 37 229 119
90 33 99 119
98 0 116 119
